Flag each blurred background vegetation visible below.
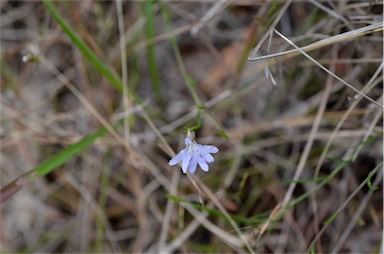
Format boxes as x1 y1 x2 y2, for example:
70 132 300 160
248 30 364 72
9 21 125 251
1 0 383 253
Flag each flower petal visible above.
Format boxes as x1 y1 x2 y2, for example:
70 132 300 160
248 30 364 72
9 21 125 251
201 152 214 163
182 152 191 174
169 149 186 166
198 156 209 172
199 145 219 154
169 135 219 174
184 137 193 146
188 152 198 174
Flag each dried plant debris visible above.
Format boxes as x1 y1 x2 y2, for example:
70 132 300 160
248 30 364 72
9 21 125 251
1 1 382 253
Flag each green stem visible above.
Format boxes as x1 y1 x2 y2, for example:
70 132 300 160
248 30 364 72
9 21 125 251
143 0 164 106
160 3 228 138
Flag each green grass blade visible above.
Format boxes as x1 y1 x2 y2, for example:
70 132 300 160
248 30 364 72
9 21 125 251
143 0 164 106
160 3 228 137
42 0 122 92
34 128 108 176
160 4 201 107
1 127 108 202
367 167 380 190
96 151 112 253
323 211 340 225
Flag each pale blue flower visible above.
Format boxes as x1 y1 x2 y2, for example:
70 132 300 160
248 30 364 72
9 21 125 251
169 137 219 174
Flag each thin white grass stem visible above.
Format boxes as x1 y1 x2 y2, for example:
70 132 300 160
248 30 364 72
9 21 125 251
111 16 145 61
159 90 231 134
351 96 383 161
223 144 243 189
308 44 339 253
308 162 382 252
331 164 383 253
325 104 383 252
190 0 232 36
64 174 122 253
135 24 192 52
191 175 256 254
137 154 171 192
244 129 376 153
116 0 130 146
160 205 214 253
313 62 383 178
250 22 383 62
134 111 174 192
308 0 352 28
138 109 182 252
182 204 244 249
281 79 331 208
38 55 157 199
274 29 383 109
158 170 179 251
39 56 125 148
265 28 277 85
279 47 332 252
111 100 149 122
248 0 292 60
140 109 174 157
354 62 384 100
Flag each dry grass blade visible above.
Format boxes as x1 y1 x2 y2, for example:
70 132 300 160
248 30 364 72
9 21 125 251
313 62 383 179
191 0 232 36
37 55 129 150
248 0 292 60
274 29 383 109
281 45 334 210
116 0 131 145
308 0 352 28
249 22 383 61
1 1 381 253
330 165 383 253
